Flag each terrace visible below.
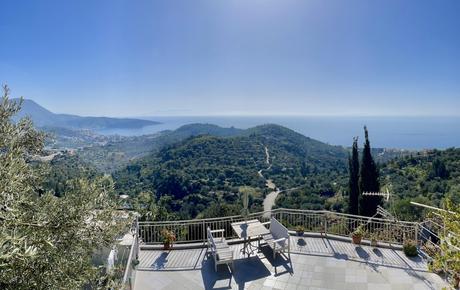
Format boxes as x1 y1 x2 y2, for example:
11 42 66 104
121 209 449 290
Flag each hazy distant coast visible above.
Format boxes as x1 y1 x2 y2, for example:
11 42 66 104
97 116 460 150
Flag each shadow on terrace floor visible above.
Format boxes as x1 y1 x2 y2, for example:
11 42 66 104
135 237 450 290
200 254 272 290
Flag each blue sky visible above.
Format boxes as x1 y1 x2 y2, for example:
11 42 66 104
1 0 459 117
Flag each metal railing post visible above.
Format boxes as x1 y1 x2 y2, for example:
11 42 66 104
135 217 139 259
323 214 328 236
202 220 206 244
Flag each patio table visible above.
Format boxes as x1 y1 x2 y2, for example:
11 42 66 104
231 219 270 257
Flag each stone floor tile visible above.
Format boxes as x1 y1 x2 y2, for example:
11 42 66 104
134 236 450 290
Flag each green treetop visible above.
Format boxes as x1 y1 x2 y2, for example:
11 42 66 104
359 126 382 217
0 86 126 289
348 137 360 216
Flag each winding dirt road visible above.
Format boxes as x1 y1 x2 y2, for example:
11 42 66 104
259 146 281 217
260 145 303 218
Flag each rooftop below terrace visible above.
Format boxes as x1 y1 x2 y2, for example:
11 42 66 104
134 235 447 290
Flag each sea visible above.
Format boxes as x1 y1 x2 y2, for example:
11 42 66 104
96 116 460 150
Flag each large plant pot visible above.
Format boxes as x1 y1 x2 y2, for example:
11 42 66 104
296 231 304 237
453 275 460 288
163 242 171 250
352 235 362 245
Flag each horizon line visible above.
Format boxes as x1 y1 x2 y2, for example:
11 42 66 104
130 114 460 119
14 98 460 119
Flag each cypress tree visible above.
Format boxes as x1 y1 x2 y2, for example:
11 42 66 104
359 126 381 216
348 137 360 215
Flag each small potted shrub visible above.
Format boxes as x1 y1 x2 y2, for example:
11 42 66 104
295 225 305 236
450 252 460 288
370 233 378 247
403 240 418 257
422 241 439 258
161 229 176 250
427 258 444 275
352 225 364 245
447 259 460 288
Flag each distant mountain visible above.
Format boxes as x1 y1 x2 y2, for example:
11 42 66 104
13 98 159 130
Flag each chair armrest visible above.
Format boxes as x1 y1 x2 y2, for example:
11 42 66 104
273 237 287 243
272 237 287 248
210 229 225 239
210 243 217 252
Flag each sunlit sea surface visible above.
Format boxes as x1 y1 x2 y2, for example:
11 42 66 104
97 116 460 150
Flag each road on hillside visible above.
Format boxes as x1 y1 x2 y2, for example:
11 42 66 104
260 145 301 218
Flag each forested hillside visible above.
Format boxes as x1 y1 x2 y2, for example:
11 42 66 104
267 147 460 221
40 153 101 197
243 124 348 189
112 124 349 219
77 123 243 172
380 148 460 221
38 122 460 222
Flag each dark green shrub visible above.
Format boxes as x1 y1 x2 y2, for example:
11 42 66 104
403 240 418 257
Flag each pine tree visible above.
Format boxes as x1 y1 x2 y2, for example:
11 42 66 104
348 137 360 215
359 126 381 216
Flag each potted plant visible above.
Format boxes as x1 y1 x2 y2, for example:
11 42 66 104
161 229 176 250
446 257 460 288
403 240 418 257
370 233 378 247
427 258 444 275
351 225 364 245
422 241 439 258
430 198 460 287
453 272 460 288
295 225 305 236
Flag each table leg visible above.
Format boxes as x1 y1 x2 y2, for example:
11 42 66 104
240 237 248 256
247 237 259 255
246 237 251 258
240 237 257 257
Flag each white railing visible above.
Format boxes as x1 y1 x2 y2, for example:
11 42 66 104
121 220 139 290
138 208 418 246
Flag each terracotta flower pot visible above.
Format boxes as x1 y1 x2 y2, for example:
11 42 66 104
453 274 460 288
352 235 362 245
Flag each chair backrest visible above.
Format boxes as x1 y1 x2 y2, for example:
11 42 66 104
270 217 289 240
207 227 216 248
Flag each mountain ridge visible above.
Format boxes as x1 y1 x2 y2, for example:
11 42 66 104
12 98 159 130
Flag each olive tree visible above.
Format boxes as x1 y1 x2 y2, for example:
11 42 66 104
0 85 126 289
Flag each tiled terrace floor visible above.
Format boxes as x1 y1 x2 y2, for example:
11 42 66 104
134 236 448 290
